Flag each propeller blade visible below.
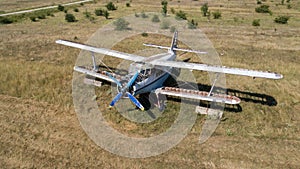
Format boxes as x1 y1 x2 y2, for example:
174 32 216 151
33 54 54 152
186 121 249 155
126 71 139 88
109 92 123 107
127 92 145 111
106 72 122 87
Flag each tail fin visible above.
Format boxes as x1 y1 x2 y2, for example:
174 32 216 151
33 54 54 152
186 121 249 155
170 30 178 52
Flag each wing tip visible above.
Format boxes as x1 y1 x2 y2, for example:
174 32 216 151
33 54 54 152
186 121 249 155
276 73 283 79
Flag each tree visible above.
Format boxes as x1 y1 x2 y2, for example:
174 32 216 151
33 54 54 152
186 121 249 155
201 3 209 17
106 2 117 11
113 18 129 30
161 0 168 16
65 13 76 22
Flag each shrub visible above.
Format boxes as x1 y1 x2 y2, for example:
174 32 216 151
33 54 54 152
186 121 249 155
170 26 176 33
58 4 65 11
83 10 92 18
113 18 130 30
106 2 117 11
188 19 198 29
255 5 272 14
287 4 292 9
212 11 221 19
201 3 209 17
233 17 239 22
274 15 290 24
126 2 131 7
104 10 109 19
252 19 260 26
175 10 187 20
151 15 160 22
29 16 37 22
0 17 13 24
46 11 53 16
171 8 175 14
141 32 148 37
141 12 148 18
65 13 76 22
160 19 170 29
74 8 79 12
257 0 262 4
95 9 103 16
38 14 46 19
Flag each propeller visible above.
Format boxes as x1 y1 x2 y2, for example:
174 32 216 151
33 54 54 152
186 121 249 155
107 71 144 111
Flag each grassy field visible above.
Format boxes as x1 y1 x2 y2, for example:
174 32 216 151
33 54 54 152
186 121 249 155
0 0 300 168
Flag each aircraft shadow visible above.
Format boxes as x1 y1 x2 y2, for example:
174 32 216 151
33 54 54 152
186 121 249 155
162 75 278 113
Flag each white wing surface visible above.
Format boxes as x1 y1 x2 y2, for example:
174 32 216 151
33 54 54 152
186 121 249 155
150 60 283 79
74 66 117 84
56 40 145 62
155 87 241 105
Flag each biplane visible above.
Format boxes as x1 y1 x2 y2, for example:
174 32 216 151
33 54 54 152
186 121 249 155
56 31 282 111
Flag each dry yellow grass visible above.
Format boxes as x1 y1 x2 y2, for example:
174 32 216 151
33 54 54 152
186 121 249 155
0 0 300 168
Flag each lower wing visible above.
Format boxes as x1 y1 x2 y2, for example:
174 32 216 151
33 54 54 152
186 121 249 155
154 87 241 105
74 66 121 85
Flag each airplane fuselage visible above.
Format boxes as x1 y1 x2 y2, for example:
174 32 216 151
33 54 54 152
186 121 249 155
130 51 176 95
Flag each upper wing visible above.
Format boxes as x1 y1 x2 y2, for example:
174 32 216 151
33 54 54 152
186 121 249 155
150 60 283 79
56 40 146 62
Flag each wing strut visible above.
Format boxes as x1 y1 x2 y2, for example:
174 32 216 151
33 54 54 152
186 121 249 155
91 52 97 71
208 74 220 97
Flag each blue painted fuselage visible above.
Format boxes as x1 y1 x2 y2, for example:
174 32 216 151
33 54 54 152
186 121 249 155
130 52 176 96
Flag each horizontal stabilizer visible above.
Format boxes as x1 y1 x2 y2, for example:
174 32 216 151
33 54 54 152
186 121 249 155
143 43 207 54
